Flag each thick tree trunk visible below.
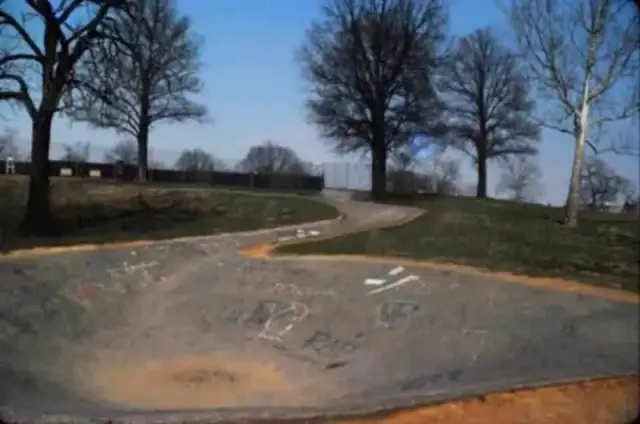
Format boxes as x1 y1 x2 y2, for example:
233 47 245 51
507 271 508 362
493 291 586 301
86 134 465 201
137 87 151 182
137 123 149 182
371 142 388 202
563 127 587 227
476 152 487 198
21 113 55 235
563 92 590 228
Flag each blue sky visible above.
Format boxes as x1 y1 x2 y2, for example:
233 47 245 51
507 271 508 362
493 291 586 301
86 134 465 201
2 0 638 204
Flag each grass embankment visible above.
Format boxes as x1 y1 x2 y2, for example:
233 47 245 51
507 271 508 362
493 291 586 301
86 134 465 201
0 176 338 251
277 194 638 293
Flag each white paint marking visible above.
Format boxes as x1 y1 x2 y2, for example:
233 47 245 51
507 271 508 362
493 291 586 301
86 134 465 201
258 301 309 342
364 278 387 286
307 230 320 236
368 275 419 295
388 266 404 276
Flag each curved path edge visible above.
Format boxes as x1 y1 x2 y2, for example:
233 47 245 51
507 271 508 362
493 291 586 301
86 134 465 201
242 216 639 306
0 216 346 260
1 374 636 424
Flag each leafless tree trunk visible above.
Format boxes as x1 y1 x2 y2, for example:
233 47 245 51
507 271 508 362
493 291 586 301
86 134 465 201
506 0 638 227
496 158 543 202
298 0 447 201
72 0 207 182
438 27 540 199
0 0 128 234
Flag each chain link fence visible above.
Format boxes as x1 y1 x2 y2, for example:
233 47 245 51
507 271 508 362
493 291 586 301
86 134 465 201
3 137 380 190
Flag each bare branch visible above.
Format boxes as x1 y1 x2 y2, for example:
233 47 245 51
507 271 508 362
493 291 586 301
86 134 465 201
496 158 543 202
580 155 634 210
298 0 447 200
70 0 207 179
0 0 131 234
506 0 639 226
438 27 540 197
0 6 45 57
174 148 223 172
104 139 138 164
238 142 310 175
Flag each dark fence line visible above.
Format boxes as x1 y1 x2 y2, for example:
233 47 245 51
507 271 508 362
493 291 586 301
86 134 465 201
0 160 325 192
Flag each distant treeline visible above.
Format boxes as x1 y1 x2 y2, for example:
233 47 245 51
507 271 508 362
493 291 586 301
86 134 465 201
0 160 325 192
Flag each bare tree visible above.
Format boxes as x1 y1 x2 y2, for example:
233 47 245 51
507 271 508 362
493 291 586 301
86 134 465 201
72 0 207 181
496 158 543 202
0 128 19 160
238 142 309 175
174 148 221 172
0 0 129 234
390 147 416 173
104 139 138 165
506 0 639 226
438 28 540 198
431 156 460 195
298 0 447 201
60 141 91 162
580 156 633 211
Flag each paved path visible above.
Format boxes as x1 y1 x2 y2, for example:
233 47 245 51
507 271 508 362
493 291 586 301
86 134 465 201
0 191 637 423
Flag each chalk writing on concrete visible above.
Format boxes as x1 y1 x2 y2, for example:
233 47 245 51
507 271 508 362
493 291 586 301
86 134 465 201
377 301 420 328
302 330 357 358
229 300 309 342
107 260 157 279
272 282 336 297
257 301 308 342
99 260 159 293
461 328 489 364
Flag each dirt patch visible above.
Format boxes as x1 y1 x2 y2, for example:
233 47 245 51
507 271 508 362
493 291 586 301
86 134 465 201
340 377 639 424
77 355 306 409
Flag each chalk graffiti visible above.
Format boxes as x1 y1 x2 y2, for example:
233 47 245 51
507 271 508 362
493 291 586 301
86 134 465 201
364 267 421 295
377 301 419 328
302 330 357 358
258 301 308 342
106 260 158 283
237 300 309 342
272 282 336 297
461 327 489 364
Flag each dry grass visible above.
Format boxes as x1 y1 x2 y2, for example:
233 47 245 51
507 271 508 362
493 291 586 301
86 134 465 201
279 194 639 293
0 176 338 251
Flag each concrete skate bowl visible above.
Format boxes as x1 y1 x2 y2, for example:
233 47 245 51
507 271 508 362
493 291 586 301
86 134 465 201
0 234 639 423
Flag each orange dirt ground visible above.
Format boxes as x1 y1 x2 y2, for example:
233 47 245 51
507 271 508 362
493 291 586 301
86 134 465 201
336 377 639 424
